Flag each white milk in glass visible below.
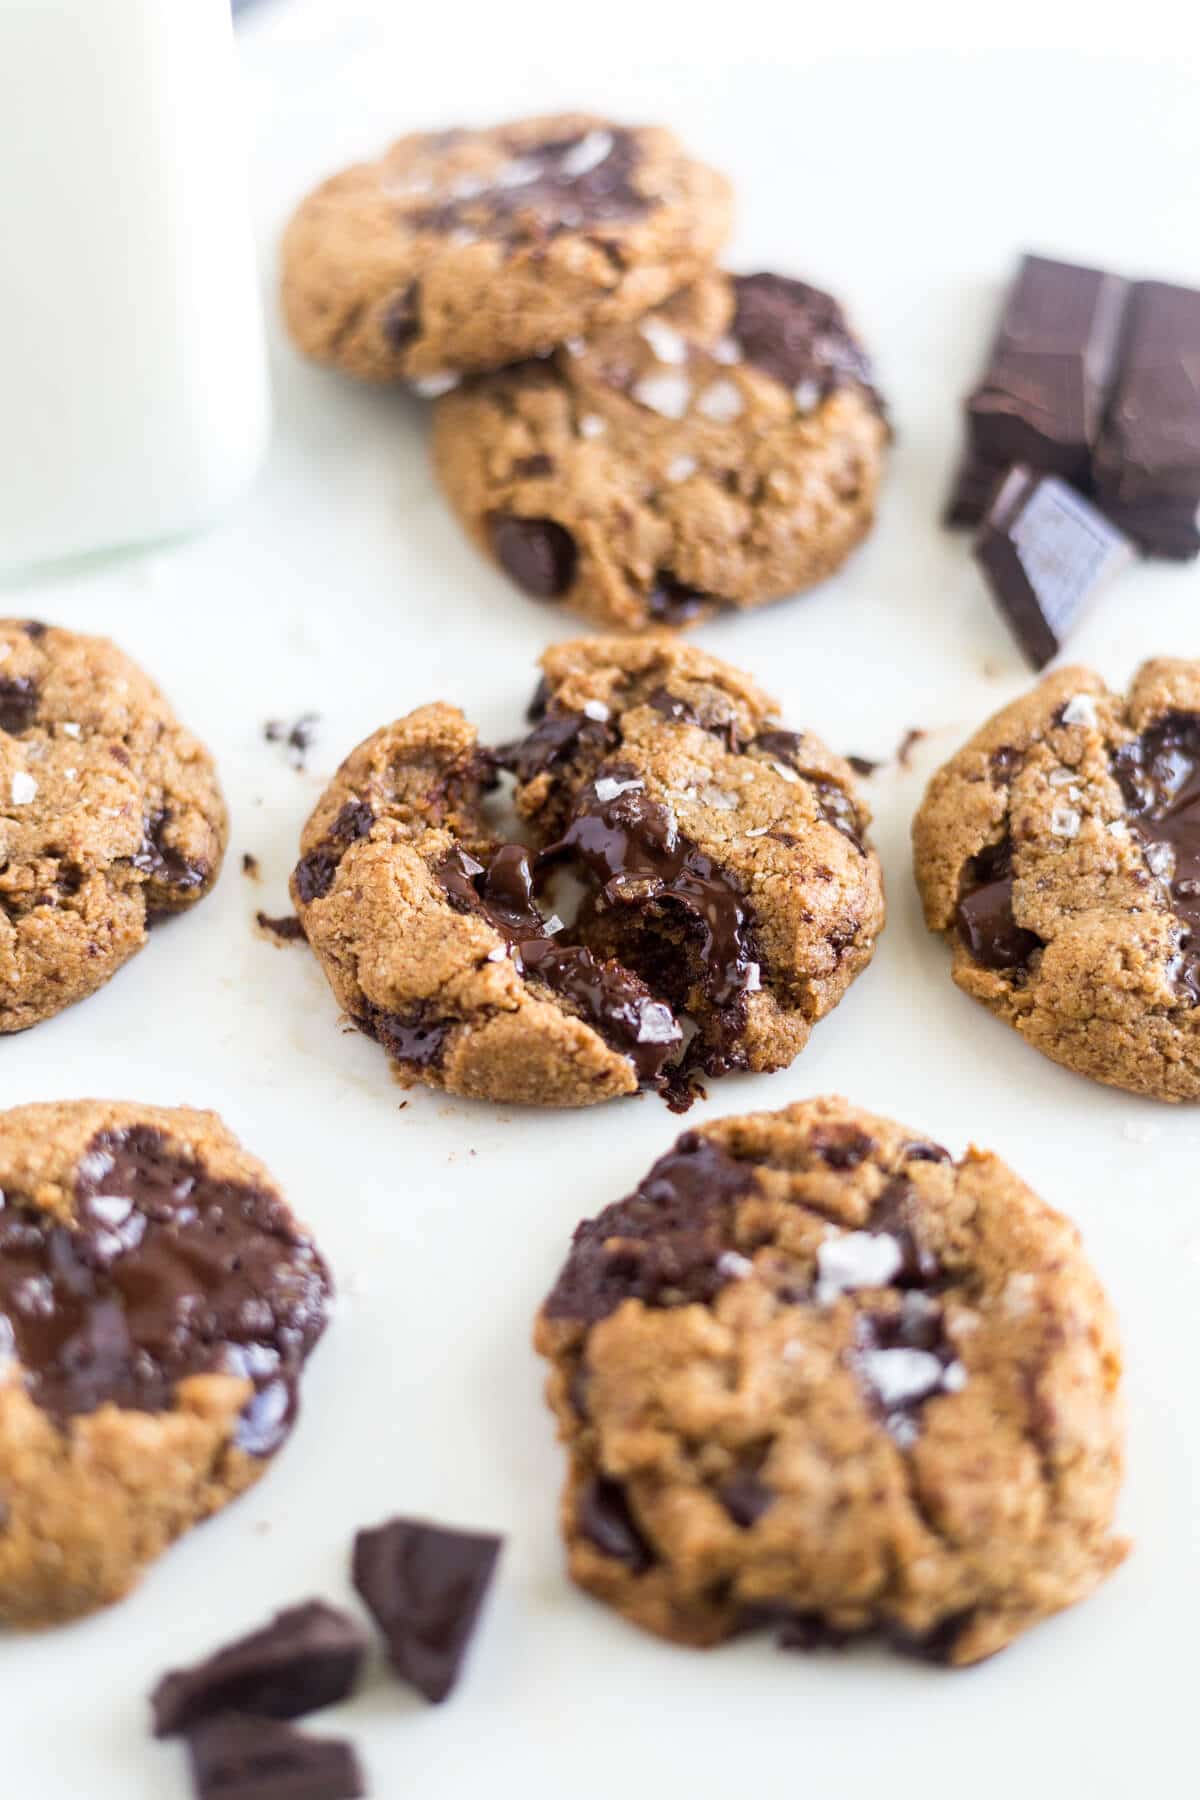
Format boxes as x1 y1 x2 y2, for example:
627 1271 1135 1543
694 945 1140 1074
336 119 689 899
0 0 270 572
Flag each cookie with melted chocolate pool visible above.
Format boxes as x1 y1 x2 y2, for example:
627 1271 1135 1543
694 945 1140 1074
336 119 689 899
0 618 226 1032
290 637 884 1108
914 659 1200 1099
536 1096 1127 1662
433 270 888 630
0 1102 330 1625
281 113 731 384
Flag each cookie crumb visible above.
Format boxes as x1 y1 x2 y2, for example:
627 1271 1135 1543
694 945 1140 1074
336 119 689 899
897 728 927 769
264 713 320 770
256 912 306 944
847 754 879 776
242 853 261 880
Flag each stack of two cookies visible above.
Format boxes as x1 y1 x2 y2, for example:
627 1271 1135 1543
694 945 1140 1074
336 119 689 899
281 113 888 630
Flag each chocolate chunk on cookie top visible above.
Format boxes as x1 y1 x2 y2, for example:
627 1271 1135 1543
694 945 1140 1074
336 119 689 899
535 1097 1127 1664
433 271 887 630
0 1102 330 1626
281 114 732 383
290 638 883 1108
913 658 1200 1099
0 619 226 1032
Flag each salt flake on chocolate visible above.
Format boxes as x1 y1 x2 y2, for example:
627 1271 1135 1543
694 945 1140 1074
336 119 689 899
639 318 689 366
1060 694 1100 728
696 379 744 423
560 130 614 178
582 699 611 722
859 1347 946 1411
816 1230 903 1304
631 372 692 420
594 776 644 802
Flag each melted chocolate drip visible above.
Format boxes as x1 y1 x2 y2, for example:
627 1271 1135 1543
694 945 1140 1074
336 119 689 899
411 128 646 242
357 1002 452 1070
0 1128 329 1451
1112 710 1200 998
955 837 1044 973
543 1130 756 1323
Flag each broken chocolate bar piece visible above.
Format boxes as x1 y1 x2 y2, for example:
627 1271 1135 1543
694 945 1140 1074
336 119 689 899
152 1602 369 1737
351 1517 501 1704
948 255 1129 526
972 465 1134 669
185 1714 365 1800
1093 279 1200 559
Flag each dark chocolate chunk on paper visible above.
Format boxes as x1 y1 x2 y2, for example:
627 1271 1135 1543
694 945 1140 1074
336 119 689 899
185 1713 364 1800
352 1517 502 1703
972 465 1134 669
152 1602 368 1737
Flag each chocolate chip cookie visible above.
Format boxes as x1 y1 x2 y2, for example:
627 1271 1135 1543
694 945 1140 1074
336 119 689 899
290 638 884 1107
0 1102 330 1625
432 271 888 629
281 114 731 385
535 1096 1127 1664
914 659 1200 1100
0 619 227 1032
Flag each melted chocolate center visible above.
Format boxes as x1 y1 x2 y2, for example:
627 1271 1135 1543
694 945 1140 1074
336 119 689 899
434 843 681 1085
0 1127 329 1452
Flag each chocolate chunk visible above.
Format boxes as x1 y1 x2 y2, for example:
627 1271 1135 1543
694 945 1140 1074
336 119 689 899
542 1129 756 1324
152 1602 367 1737
1113 710 1200 996
965 255 1129 484
718 1472 774 1528
512 452 555 477
185 1714 365 1800
381 279 421 351
901 1140 952 1165
973 466 1133 669
943 453 1007 529
293 802 374 904
577 1477 654 1573
645 572 717 626
732 273 878 407
869 1179 943 1289
257 912 306 944
955 836 1044 973
0 675 38 734
356 1001 452 1069
495 706 610 781
130 810 209 897
489 514 577 598
351 1517 502 1704
23 619 47 638
0 1127 328 1445
1094 280 1200 559
809 1125 876 1170
412 128 646 243
889 1609 975 1666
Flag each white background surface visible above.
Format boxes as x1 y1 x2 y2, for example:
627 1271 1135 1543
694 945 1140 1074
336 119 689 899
4 5 1200 1794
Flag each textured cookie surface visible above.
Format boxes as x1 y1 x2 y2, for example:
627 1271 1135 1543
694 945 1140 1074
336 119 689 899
291 637 883 1108
535 1096 1127 1663
914 660 1200 1099
432 271 887 629
0 1101 330 1625
281 114 731 383
0 619 226 1032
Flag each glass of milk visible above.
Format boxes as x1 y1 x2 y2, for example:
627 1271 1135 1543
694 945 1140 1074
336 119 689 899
0 0 270 573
